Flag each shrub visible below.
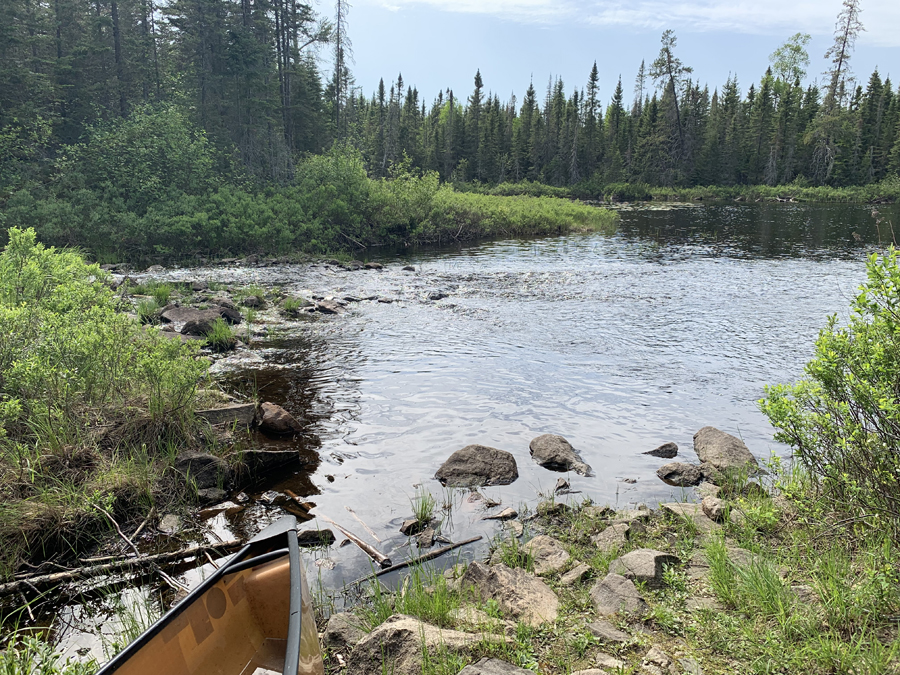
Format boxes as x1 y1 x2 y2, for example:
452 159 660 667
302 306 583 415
0 228 208 573
761 248 900 540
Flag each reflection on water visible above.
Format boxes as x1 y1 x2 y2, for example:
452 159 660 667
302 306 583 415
48 201 900 656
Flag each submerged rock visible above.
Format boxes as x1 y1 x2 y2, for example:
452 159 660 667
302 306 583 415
434 445 519 487
693 426 758 471
259 402 303 434
297 528 336 547
195 403 256 427
644 441 678 459
529 434 593 476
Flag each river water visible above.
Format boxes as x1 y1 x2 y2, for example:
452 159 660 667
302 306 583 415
51 201 900 659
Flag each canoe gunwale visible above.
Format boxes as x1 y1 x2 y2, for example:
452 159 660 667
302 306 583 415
95 516 305 675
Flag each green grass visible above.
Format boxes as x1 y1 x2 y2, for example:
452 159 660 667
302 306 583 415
410 487 436 525
281 296 311 318
203 317 237 352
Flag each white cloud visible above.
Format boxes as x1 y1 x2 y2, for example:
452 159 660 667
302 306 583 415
361 0 576 23
359 0 900 47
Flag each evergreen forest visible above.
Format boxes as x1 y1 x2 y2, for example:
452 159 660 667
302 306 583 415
1 0 898 259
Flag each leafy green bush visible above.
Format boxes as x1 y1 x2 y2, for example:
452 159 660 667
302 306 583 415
762 248 900 539
0 228 208 573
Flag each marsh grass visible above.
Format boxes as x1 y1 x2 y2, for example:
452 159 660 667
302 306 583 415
359 563 462 631
410 488 436 526
203 318 237 352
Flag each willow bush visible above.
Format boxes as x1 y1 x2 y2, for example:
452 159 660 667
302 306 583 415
762 248 900 537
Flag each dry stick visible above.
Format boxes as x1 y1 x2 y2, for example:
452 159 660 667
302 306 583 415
349 535 482 587
345 506 381 543
19 592 35 622
317 514 392 568
0 540 242 598
94 505 141 558
132 507 156 539
94 505 188 593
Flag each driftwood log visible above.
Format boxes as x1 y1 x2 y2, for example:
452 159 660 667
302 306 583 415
0 540 242 598
350 535 483 586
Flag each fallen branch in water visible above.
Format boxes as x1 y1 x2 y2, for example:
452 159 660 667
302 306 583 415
318 514 392 568
0 540 242 598
349 535 482 587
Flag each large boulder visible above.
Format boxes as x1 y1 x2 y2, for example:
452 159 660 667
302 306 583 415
174 451 230 489
590 573 647 616
529 434 592 476
344 615 488 675
522 535 570 575
656 462 703 487
693 426 757 471
609 549 681 589
461 561 558 626
435 445 518 487
259 402 303 434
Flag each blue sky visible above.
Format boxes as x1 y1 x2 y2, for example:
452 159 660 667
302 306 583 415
330 0 900 107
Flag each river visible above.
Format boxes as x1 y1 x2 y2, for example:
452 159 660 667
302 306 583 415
52 201 900 659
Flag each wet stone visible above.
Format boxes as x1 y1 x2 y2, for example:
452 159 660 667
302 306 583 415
158 514 182 535
645 442 678 459
656 462 703 487
417 527 435 548
483 507 518 520
297 529 336 547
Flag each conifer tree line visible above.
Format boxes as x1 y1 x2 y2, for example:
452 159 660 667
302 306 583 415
1 0 898 191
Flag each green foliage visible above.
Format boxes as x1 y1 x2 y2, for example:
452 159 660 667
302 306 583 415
410 487 436 525
761 248 900 539
0 228 207 573
414 189 618 245
203 318 237 353
0 634 96 675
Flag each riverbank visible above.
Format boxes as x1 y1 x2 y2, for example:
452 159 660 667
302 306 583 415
319 460 900 675
459 176 900 205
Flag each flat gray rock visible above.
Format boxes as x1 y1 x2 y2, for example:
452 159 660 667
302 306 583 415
609 549 681 588
435 445 519 487
560 563 591 586
345 615 488 675
591 522 630 554
462 561 559 626
590 573 648 616
587 619 631 644
458 658 534 675
693 426 758 471
523 535 570 575
323 612 366 651
196 403 256 427
529 434 593 476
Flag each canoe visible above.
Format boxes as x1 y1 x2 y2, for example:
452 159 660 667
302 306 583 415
96 516 325 675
